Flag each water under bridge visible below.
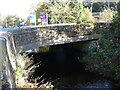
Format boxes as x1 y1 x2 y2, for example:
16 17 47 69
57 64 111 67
0 23 109 88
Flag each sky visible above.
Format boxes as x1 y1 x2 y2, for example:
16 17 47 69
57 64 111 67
0 0 119 19
0 0 39 19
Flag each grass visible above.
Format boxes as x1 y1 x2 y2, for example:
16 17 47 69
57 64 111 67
14 53 53 88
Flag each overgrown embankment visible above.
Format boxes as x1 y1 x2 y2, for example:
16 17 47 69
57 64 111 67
14 45 113 89
81 2 120 87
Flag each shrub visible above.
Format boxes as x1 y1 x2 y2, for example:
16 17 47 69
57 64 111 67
82 8 95 23
99 8 115 22
48 1 94 24
82 2 120 87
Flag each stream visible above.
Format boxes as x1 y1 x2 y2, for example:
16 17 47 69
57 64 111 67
27 44 116 89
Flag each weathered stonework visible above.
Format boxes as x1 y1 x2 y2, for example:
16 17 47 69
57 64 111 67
5 23 108 52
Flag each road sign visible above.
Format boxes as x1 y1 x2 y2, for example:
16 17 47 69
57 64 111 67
40 12 48 24
30 13 36 24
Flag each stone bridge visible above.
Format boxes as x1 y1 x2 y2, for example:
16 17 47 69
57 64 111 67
0 23 109 88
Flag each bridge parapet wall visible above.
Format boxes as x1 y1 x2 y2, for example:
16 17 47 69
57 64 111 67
8 23 108 51
0 23 109 52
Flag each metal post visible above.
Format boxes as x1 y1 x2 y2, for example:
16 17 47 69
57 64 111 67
107 0 110 8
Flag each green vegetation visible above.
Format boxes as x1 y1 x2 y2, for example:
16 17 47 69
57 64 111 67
48 1 93 24
0 14 5 28
99 8 115 22
14 53 53 88
31 0 94 25
82 2 120 87
84 2 117 12
14 53 33 88
0 14 26 28
30 1 118 25
48 1 76 24
34 2 48 25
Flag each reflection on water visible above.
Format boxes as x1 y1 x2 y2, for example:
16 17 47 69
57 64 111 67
27 44 113 89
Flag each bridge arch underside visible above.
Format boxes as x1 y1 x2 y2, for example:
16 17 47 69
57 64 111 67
20 39 98 65
25 39 98 53
22 40 98 71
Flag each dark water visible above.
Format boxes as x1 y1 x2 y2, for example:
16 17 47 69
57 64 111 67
27 44 114 89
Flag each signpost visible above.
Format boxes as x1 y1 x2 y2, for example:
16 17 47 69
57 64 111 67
40 12 48 25
30 13 36 25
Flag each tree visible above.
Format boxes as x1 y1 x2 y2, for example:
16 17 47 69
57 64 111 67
2 15 25 28
99 8 115 22
48 0 76 24
48 0 94 24
0 13 5 28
